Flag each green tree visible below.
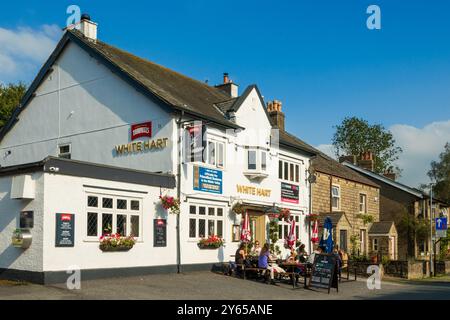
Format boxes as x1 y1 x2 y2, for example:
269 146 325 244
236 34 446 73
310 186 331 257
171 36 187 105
332 117 402 174
427 143 450 203
0 82 27 129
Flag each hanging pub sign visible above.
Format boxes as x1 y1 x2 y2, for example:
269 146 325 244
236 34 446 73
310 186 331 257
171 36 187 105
281 182 299 204
131 121 152 141
193 166 223 194
183 122 206 163
154 219 167 247
309 253 338 294
55 213 75 247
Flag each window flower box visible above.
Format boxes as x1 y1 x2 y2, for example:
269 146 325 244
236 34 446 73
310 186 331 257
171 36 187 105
197 235 224 249
99 233 136 252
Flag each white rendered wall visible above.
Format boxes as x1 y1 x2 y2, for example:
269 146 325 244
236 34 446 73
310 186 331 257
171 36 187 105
42 173 178 272
0 42 176 175
0 173 44 272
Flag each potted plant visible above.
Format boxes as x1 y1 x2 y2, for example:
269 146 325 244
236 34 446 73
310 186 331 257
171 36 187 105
99 233 136 252
197 235 224 249
160 195 181 214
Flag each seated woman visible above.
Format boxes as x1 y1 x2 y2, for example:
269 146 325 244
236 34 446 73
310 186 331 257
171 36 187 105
258 244 285 285
234 243 246 277
251 240 262 256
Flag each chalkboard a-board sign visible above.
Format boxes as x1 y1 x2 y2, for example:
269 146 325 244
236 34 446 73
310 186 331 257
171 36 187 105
154 219 167 247
309 253 338 294
55 213 75 247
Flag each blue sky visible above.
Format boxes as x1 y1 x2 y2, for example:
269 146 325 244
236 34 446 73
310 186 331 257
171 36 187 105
1 0 449 187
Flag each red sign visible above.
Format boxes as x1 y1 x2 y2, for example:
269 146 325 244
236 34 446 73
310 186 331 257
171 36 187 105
61 214 72 221
131 122 152 141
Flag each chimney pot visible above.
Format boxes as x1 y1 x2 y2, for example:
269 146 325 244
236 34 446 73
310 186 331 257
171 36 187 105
223 73 229 84
267 99 285 131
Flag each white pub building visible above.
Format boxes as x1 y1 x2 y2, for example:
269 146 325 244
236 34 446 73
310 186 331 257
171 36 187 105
0 15 316 284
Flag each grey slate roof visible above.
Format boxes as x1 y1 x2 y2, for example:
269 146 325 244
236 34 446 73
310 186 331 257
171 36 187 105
369 221 395 235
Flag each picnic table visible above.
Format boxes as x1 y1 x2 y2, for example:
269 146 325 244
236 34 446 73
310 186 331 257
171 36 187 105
278 261 312 289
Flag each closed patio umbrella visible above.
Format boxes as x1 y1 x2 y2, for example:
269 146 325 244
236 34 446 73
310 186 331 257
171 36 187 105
285 217 296 249
240 210 251 243
319 217 334 253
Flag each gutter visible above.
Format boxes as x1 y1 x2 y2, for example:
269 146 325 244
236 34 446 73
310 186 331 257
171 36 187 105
176 110 184 274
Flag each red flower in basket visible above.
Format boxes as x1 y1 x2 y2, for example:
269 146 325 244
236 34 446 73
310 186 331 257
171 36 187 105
160 195 181 214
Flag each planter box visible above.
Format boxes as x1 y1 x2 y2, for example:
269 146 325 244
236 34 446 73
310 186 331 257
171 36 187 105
197 244 222 250
99 245 133 252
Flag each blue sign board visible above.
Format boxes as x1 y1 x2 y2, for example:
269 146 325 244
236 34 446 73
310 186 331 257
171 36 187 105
436 217 448 231
193 166 223 194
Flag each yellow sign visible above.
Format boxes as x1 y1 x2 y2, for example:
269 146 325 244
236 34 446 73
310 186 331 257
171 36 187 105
115 138 169 155
236 185 271 197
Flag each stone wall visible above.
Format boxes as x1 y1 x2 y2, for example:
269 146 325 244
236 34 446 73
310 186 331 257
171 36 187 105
312 172 380 255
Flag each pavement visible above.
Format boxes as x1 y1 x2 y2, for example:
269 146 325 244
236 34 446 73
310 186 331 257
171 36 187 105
1 271 450 300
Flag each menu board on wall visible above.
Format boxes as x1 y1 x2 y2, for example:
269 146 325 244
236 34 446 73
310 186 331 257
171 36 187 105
281 182 299 204
55 213 75 247
154 219 167 247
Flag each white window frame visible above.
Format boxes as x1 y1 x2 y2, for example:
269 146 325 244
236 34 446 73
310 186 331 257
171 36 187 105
206 140 225 169
188 203 225 240
331 185 341 211
277 215 300 242
279 159 301 184
58 143 71 159
85 193 143 241
372 238 378 251
359 193 368 214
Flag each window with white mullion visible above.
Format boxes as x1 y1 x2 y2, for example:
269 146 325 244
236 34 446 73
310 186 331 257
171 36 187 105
188 204 225 240
85 193 142 240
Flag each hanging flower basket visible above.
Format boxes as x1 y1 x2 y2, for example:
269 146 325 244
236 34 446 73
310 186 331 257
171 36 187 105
160 195 180 214
305 213 319 223
268 214 280 223
279 208 291 220
232 202 245 214
99 234 136 252
197 235 224 249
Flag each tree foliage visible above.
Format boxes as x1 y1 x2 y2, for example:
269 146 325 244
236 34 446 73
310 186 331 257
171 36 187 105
0 82 27 129
427 143 450 203
332 117 402 174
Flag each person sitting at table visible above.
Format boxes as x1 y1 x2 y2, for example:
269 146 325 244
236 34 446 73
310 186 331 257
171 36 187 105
234 243 246 277
286 248 297 263
251 240 262 256
259 243 285 285
297 244 307 263
307 245 323 265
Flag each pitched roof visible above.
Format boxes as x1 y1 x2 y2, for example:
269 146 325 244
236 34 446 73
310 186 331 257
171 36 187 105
318 212 352 227
313 153 379 188
277 132 378 187
0 30 241 142
369 221 395 235
343 162 422 197
68 30 240 127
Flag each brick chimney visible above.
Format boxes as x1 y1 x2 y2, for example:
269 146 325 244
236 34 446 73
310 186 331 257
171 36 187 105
215 73 239 98
339 155 357 164
267 100 285 131
357 151 375 171
80 13 97 41
383 168 397 181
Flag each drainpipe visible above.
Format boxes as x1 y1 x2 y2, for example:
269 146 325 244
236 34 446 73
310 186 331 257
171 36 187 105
176 111 185 273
